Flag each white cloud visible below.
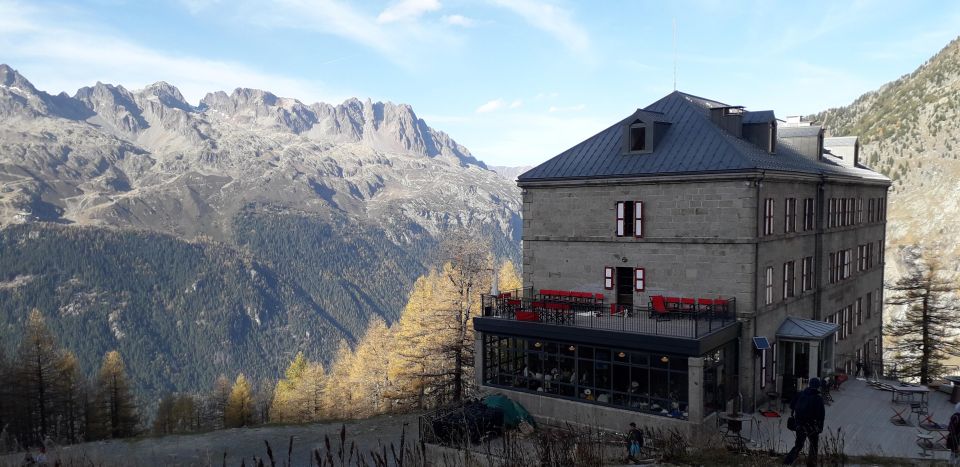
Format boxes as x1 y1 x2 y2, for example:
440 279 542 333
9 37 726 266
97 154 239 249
548 104 585 112
0 1 340 104
509 99 523 109
442 14 474 27
377 0 441 24
490 0 589 54
476 98 505 113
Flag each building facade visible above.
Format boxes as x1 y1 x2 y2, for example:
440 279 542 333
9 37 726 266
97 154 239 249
473 92 889 430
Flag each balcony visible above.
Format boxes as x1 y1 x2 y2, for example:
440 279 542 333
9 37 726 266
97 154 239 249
479 290 737 340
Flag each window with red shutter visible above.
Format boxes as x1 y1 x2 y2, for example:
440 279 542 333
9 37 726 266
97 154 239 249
634 201 644 238
634 268 645 291
616 202 625 236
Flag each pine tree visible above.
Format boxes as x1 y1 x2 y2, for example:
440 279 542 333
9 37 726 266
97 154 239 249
224 374 254 428
322 341 355 419
208 374 231 430
387 275 439 409
13 309 62 444
885 250 960 384
498 260 523 293
95 350 138 438
54 351 85 443
346 317 393 417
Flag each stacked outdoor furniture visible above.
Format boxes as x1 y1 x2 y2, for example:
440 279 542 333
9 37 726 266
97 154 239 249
648 295 734 319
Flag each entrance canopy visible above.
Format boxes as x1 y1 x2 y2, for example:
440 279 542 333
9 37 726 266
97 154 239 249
776 317 839 341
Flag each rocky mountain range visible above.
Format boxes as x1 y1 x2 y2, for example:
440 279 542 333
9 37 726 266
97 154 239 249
814 36 960 289
0 64 521 397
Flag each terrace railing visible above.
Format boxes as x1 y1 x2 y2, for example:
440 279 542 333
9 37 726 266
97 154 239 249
481 294 737 339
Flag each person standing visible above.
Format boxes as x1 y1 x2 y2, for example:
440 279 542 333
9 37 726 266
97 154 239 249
626 422 644 464
948 402 960 466
784 378 826 466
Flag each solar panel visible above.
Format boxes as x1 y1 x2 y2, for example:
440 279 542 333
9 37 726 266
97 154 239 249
753 336 771 350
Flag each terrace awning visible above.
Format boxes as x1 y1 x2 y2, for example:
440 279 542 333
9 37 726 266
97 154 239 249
776 317 839 341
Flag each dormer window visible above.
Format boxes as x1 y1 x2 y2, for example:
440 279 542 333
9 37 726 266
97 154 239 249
630 123 647 152
625 120 653 154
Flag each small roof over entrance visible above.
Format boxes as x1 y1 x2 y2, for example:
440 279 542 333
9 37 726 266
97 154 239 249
776 317 839 340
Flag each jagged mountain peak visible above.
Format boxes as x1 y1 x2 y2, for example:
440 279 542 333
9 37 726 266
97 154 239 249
137 81 191 111
0 64 39 94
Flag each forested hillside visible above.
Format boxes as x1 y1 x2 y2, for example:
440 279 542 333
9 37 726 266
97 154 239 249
813 36 960 290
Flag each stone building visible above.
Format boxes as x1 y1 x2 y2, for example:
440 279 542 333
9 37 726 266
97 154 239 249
474 91 889 431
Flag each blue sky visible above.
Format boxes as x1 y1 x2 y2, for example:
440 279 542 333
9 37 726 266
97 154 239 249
1 0 958 166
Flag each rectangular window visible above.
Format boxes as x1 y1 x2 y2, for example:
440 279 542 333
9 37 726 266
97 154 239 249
857 244 866 272
880 197 886 220
604 267 614 290
828 252 837 284
839 198 847 227
857 198 863 224
842 249 852 279
765 266 774 305
826 198 834 228
803 198 815 231
763 198 775 236
856 297 863 326
634 268 645 292
866 292 872 320
866 243 874 269
784 198 797 233
801 256 813 291
868 198 875 222
875 288 882 318
878 240 884 265
616 201 644 238
848 198 856 225
634 201 644 238
845 305 853 336
783 261 795 299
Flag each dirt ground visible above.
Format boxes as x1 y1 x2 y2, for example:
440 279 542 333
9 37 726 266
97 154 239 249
1 413 423 467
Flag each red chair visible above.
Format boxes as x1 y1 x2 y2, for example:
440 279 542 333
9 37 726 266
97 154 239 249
666 297 681 311
714 298 729 315
515 311 539 321
680 298 696 314
650 295 670 319
697 298 714 314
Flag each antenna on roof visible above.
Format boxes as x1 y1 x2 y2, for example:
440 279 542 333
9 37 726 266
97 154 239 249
672 18 678 91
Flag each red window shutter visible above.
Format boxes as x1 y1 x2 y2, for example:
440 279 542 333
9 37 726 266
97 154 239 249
634 268 645 291
634 201 644 238
604 267 614 290
616 202 625 236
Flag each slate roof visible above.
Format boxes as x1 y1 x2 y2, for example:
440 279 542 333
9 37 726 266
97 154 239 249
776 317 839 340
743 110 775 124
824 136 858 147
778 126 823 137
517 91 889 183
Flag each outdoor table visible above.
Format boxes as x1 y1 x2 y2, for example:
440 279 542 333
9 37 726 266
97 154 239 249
891 384 930 404
719 413 754 452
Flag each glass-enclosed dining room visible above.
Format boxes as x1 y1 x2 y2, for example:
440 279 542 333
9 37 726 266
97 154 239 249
482 333 709 419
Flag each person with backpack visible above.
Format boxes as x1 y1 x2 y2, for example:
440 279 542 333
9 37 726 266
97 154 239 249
948 402 960 466
784 377 826 466
626 422 644 464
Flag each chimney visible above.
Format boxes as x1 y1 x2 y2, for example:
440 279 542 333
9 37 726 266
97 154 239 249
823 136 860 168
778 125 824 161
710 106 743 138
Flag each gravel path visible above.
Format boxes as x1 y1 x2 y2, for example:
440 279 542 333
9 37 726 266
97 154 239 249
2 413 423 467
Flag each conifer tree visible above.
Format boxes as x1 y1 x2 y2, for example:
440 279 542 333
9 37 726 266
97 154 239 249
225 374 254 428
14 309 61 444
54 351 85 443
885 251 960 384
322 340 356 419
387 274 438 409
95 350 138 438
346 317 393 417
208 374 231 429
498 260 523 293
